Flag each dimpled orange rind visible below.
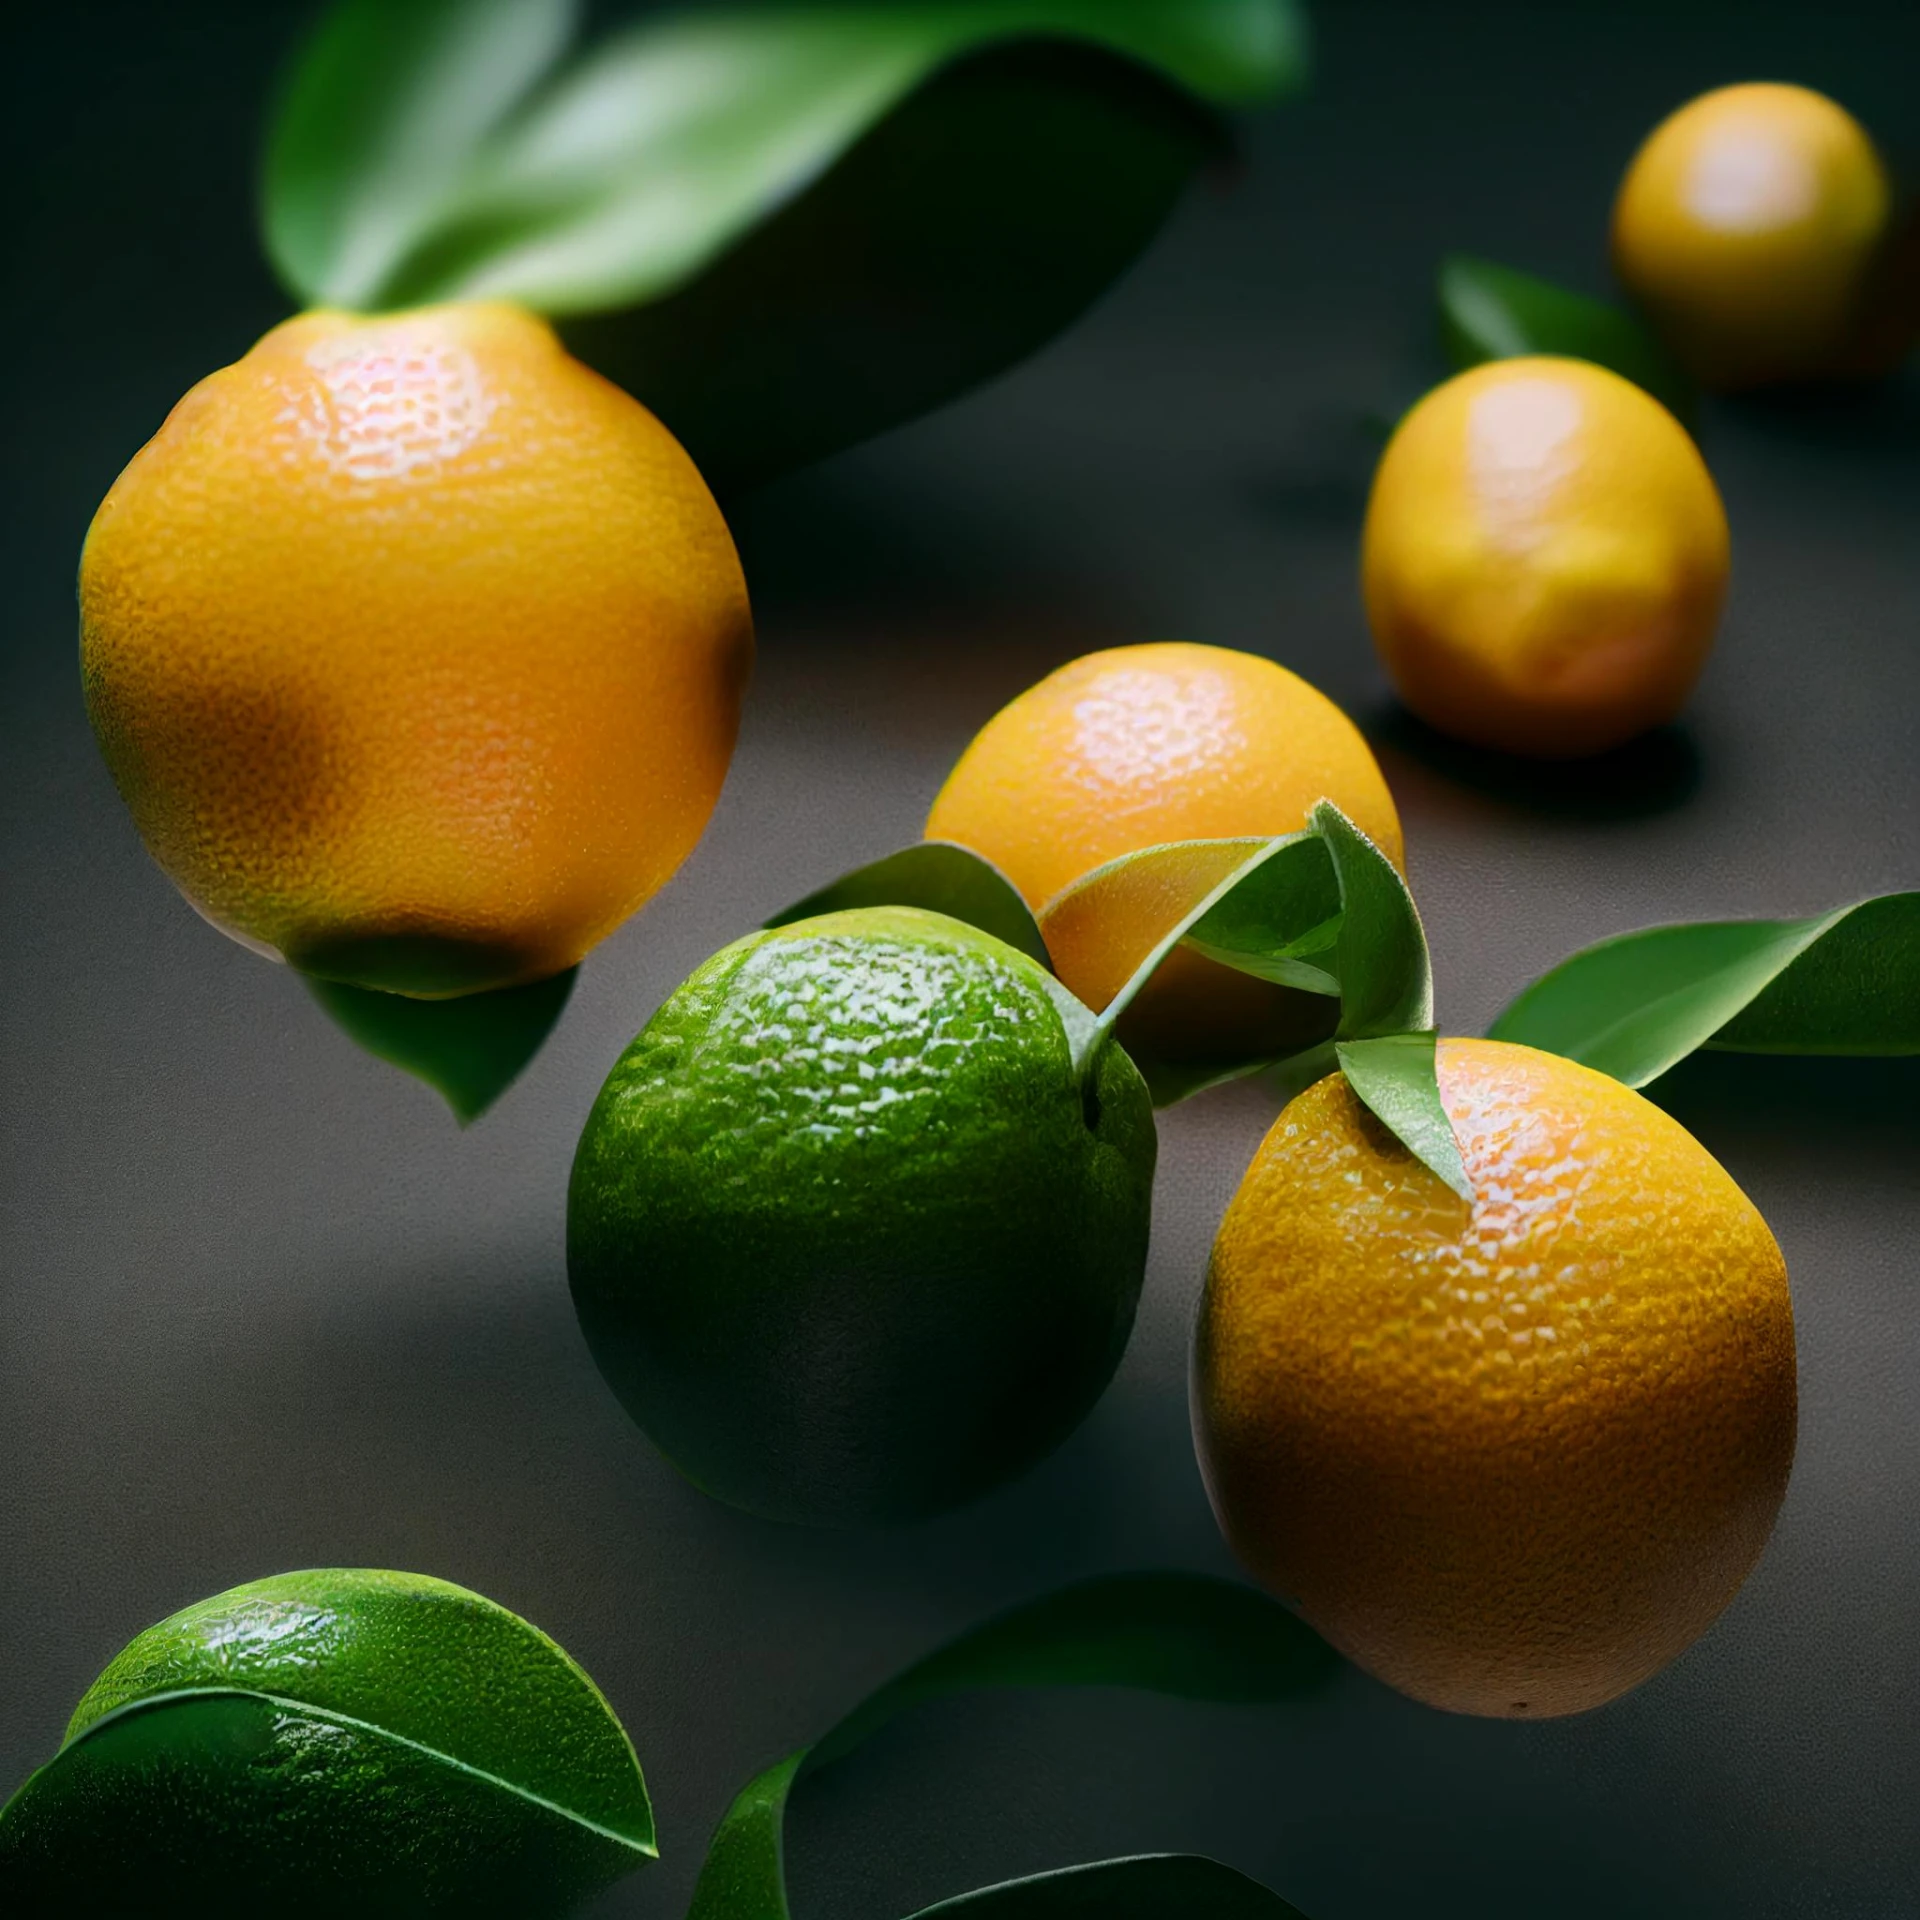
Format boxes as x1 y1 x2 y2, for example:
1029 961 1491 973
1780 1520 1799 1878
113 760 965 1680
80 302 752 997
1194 1037 1797 1718
926 642 1403 910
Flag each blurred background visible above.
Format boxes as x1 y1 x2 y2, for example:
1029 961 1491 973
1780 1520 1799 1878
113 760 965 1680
3 3 1917 1914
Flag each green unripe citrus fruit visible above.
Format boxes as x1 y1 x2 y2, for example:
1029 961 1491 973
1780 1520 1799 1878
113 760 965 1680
0 1569 653 1917
567 905 1157 1525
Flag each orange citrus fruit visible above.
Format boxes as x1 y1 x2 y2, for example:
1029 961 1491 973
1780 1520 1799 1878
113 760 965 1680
925 643 1402 1083
1362 356 1728 759
81 302 753 998
1613 82 1910 388
1194 1038 1797 1719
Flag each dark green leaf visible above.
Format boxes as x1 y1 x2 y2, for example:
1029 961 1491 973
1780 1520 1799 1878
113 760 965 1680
687 1572 1334 1920
908 1855 1311 1918
1311 802 1434 1041
1488 893 1920 1088
305 967 575 1122
765 841 1051 970
1335 1033 1471 1202
264 0 577 308
1438 253 1696 423
0 1570 652 1915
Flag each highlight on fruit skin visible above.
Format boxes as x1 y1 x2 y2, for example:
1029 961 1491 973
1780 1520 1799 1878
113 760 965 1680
925 641 1402 1090
567 904 1157 1527
1362 356 1729 759
1613 81 1914 389
80 301 753 1000
0 1569 655 1916
1193 1038 1797 1719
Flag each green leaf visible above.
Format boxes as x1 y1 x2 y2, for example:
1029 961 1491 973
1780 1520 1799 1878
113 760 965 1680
265 0 579 308
1488 893 1920 1088
0 1570 652 1915
765 841 1050 970
1046 833 1341 1103
1335 1033 1471 1203
266 0 1305 489
1438 253 1697 423
1046 809 1448 1142
383 3 1301 314
305 967 575 1122
1310 802 1434 1041
1297 805 1463 1193
1083 834 1336 1047
908 1855 1311 1918
686 1572 1335 1920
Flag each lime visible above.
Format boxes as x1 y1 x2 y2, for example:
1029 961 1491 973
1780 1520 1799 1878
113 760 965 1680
567 905 1157 1525
0 1569 653 1916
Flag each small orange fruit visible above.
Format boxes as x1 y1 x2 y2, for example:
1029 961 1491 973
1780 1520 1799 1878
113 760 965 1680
1613 82 1910 389
81 302 752 998
925 642 1402 1084
1194 1038 1797 1719
1362 357 1728 758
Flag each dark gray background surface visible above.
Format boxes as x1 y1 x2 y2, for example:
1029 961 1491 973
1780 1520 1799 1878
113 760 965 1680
4 4 1917 1915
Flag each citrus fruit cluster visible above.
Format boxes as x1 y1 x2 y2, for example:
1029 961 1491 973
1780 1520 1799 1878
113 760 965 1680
46 33 1915 1920
1365 80 1910 760
566 637 1799 1733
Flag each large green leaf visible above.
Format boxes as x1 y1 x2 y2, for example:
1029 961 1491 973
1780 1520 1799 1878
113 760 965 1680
1488 893 1920 1088
306 966 576 1122
1437 253 1696 423
265 0 578 309
0 1569 652 1915
264 0 1306 489
378 3 1301 315
765 841 1049 969
686 1572 1334 1920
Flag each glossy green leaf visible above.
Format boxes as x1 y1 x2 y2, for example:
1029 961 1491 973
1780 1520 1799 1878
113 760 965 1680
908 1855 1310 1917
1438 253 1696 422
266 0 1304 489
265 0 578 308
1311 805 1463 1190
1311 802 1434 1041
305 967 576 1122
1057 808 1454 1180
1182 836 1344 995
1092 834 1331 1040
1488 892 1920 1088
765 841 1050 969
1335 1033 1471 1202
687 1572 1335 1920
381 3 1301 313
0 1570 653 1915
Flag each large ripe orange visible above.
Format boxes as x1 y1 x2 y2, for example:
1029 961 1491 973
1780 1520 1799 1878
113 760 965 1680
925 643 1402 1083
1194 1038 1797 1718
81 302 753 998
